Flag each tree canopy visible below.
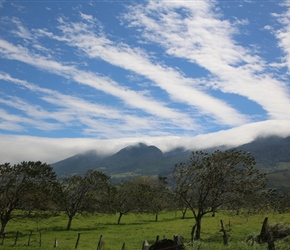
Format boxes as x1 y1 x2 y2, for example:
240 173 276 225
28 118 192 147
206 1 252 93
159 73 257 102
0 161 57 234
57 170 111 230
173 149 267 240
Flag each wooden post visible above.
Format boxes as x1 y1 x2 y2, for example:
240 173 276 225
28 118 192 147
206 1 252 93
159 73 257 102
75 233 81 249
220 220 228 245
259 217 268 243
268 241 275 250
121 242 125 250
155 235 159 243
54 237 58 248
142 240 149 250
39 231 42 247
258 217 275 249
96 234 103 250
174 235 184 250
13 231 19 246
174 235 178 250
267 234 275 250
28 230 33 246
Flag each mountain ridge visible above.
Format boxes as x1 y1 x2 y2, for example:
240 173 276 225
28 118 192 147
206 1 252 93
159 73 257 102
51 135 290 187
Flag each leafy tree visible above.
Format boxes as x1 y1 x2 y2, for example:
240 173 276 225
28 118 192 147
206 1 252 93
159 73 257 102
272 188 290 213
0 161 57 234
173 149 267 240
226 187 276 215
173 193 189 219
110 180 139 225
58 170 110 230
111 176 171 224
139 176 172 221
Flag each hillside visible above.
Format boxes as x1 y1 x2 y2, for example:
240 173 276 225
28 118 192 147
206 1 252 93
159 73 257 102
52 143 191 179
236 136 290 171
51 136 290 187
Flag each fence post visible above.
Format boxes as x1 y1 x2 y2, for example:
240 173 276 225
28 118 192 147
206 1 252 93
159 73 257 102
13 231 19 246
28 230 33 246
142 240 149 250
54 237 58 248
155 235 159 243
174 235 183 250
96 234 103 250
39 231 42 247
259 217 268 243
75 232 81 249
220 220 228 245
174 235 178 250
267 234 275 250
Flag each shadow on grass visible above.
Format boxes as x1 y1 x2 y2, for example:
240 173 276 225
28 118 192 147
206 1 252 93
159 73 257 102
1 230 26 240
159 216 194 222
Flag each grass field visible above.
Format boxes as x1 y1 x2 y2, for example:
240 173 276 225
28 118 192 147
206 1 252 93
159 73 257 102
1 211 290 249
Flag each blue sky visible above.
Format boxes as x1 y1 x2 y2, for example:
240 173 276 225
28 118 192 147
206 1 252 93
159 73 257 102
1 0 290 164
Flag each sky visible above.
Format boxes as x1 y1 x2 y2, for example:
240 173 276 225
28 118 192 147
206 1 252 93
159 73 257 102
1 0 290 164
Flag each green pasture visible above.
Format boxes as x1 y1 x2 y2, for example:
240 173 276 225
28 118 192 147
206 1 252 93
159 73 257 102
1 211 290 249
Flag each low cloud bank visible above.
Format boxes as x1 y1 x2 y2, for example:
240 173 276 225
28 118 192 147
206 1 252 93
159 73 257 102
1 120 290 165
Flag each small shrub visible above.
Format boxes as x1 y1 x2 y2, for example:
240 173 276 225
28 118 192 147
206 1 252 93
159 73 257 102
247 221 290 246
268 222 290 240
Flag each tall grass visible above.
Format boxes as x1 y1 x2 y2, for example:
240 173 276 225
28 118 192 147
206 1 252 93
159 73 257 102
1 211 290 249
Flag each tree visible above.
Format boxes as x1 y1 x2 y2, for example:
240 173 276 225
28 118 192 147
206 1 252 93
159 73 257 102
173 149 267 240
0 161 58 234
272 188 290 213
110 180 139 225
58 170 110 230
142 176 172 221
110 176 171 224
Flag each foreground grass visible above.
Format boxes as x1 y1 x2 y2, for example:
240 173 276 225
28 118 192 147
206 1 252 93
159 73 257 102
1 211 290 249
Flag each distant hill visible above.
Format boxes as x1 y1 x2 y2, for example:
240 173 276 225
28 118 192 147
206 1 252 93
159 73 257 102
51 136 290 188
235 136 290 172
102 143 163 173
51 150 105 176
52 143 191 179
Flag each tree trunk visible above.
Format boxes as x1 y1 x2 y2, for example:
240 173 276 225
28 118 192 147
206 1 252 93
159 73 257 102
195 216 202 240
0 221 7 235
117 212 124 225
181 208 187 219
0 212 11 235
66 215 73 230
211 208 216 217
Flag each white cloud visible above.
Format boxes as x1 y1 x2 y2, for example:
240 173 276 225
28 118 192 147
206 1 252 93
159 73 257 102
274 2 290 73
1 1 290 167
0 107 59 131
79 12 95 23
0 72 183 137
0 39 197 133
10 17 33 40
53 15 249 127
1 120 290 165
123 0 290 121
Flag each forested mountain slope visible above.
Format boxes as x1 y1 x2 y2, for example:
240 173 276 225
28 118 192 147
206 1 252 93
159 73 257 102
51 136 290 187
